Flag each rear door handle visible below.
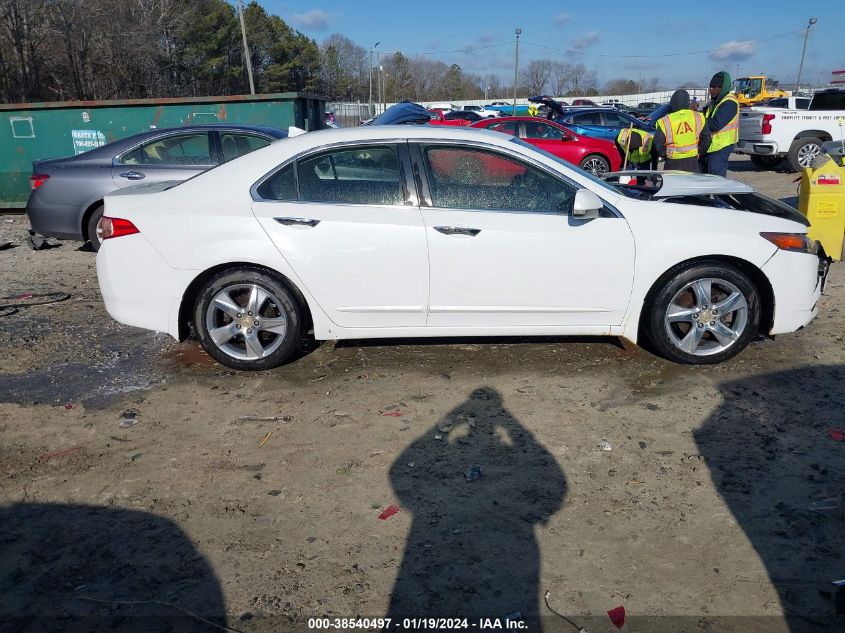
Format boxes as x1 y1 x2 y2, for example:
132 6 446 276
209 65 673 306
434 226 481 236
119 171 145 180
274 217 321 227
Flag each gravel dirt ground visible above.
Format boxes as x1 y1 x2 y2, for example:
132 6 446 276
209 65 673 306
1 156 843 633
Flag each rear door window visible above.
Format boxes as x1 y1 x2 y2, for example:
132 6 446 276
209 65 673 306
570 112 603 125
120 132 213 166
220 133 271 163
297 145 404 206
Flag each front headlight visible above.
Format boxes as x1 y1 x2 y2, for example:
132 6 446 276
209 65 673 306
760 232 819 255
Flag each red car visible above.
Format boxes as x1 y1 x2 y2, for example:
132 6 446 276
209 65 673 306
471 116 621 175
427 110 474 127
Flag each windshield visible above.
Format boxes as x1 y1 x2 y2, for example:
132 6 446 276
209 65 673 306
736 78 762 98
508 136 619 195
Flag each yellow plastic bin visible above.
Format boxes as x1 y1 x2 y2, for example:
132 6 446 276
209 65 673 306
798 144 845 261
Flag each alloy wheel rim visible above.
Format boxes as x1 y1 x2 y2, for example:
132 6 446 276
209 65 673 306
663 277 748 356
584 158 607 175
205 283 287 360
798 143 820 168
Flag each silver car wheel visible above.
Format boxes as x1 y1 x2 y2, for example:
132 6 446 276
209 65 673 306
582 157 609 175
204 283 288 361
797 142 821 168
663 277 748 357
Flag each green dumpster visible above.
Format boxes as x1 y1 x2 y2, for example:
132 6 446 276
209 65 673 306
0 92 326 208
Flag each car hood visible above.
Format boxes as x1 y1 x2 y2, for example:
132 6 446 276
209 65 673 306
602 171 809 226
604 171 753 197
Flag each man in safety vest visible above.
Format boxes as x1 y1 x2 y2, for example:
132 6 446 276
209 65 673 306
615 127 656 170
527 103 539 117
653 89 711 172
701 71 739 177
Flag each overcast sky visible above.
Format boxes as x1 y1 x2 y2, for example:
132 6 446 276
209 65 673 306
253 0 844 88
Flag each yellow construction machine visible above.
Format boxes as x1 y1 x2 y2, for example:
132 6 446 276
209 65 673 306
734 76 788 107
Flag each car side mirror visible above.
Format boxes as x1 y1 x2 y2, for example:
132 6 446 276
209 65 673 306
572 189 603 219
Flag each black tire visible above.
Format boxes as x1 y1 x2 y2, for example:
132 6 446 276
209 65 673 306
787 137 823 172
194 267 303 371
86 204 104 251
643 262 761 365
749 155 783 170
579 154 610 176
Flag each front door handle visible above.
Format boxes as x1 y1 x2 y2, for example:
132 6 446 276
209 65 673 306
119 171 145 180
434 226 481 236
274 217 321 227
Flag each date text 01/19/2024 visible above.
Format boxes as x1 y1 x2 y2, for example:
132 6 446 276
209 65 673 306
307 618 527 630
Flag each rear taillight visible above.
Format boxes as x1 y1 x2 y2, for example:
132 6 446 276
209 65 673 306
761 113 775 135
98 216 139 241
30 174 49 190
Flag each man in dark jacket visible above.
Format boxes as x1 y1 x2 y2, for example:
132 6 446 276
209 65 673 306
701 71 740 176
653 90 711 172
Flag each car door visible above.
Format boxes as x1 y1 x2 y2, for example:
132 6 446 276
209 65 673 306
112 131 215 187
412 142 635 328
251 142 429 329
521 120 576 163
565 111 607 139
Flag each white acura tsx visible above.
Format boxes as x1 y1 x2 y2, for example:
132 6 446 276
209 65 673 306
95 126 828 370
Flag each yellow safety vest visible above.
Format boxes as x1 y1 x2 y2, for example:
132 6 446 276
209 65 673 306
527 103 539 116
704 94 739 153
657 110 705 160
617 128 654 164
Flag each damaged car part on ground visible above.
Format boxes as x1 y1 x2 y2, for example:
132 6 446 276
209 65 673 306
94 126 829 370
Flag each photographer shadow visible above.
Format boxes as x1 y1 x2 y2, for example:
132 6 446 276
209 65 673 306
387 387 566 629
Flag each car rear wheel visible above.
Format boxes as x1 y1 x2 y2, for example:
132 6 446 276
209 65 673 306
86 204 105 251
787 137 822 172
644 263 760 365
194 267 303 371
579 154 610 176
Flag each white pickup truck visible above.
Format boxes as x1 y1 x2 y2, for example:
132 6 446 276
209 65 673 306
736 88 845 171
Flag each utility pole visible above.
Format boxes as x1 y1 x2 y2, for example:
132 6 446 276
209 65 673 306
512 28 521 116
369 42 380 118
796 17 817 92
237 0 255 95
376 50 382 115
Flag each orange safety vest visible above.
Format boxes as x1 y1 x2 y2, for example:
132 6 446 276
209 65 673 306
657 110 706 160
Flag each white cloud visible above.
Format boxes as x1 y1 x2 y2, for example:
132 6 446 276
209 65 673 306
554 13 572 26
571 31 600 51
291 9 331 31
709 40 755 61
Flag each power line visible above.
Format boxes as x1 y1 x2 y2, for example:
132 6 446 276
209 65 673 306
521 28 805 58
379 41 511 57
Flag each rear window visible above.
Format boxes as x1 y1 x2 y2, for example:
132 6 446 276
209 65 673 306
810 91 845 110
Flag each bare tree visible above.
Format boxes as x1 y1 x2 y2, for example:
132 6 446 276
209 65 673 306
550 61 571 97
523 59 552 95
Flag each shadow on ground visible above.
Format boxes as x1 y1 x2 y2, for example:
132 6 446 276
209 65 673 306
386 387 566 629
696 365 845 632
0 503 227 632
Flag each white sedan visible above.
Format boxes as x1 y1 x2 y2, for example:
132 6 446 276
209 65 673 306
95 126 827 370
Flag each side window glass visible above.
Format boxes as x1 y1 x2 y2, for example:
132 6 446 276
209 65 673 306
602 113 627 126
421 145 577 214
121 133 213 166
572 112 602 125
221 134 271 163
256 163 296 201
488 121 518 136
298 145 403 205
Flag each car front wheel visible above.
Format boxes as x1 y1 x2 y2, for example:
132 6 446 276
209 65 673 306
194 267 303 371
644 263 761 364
